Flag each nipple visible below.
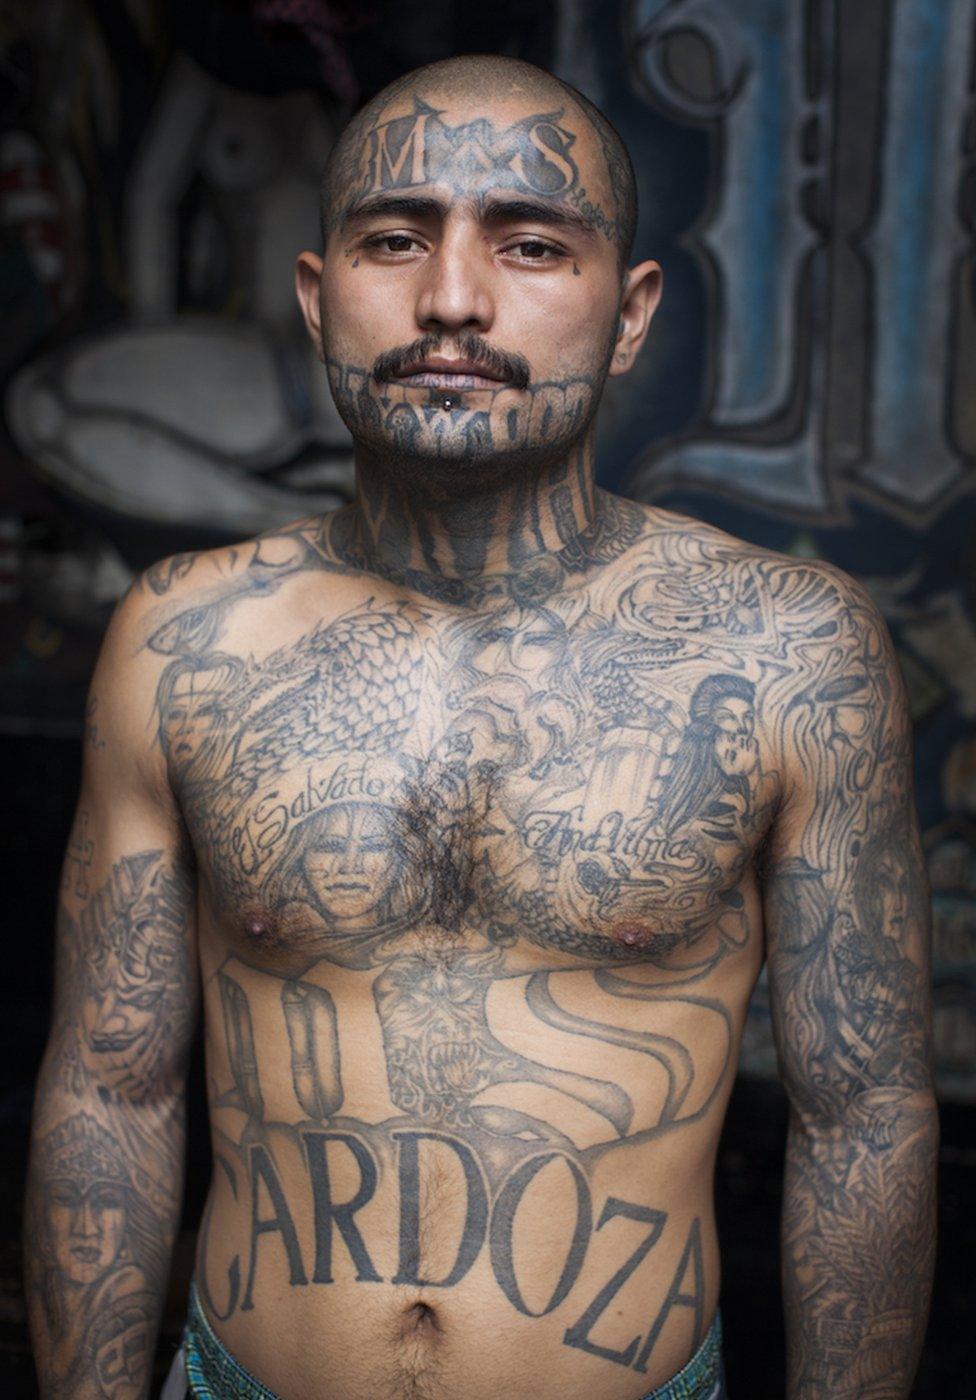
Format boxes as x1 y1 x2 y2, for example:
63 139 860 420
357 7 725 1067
241 909 282 948
613 922 650 951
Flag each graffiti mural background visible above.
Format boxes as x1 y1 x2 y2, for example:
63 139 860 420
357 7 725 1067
1 0 974 1102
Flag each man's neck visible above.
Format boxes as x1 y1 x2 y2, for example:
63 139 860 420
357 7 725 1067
331 441 606 603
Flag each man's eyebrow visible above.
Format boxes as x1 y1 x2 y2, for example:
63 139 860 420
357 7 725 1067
477 196 598 237
341 192 599 238
342 194 449 224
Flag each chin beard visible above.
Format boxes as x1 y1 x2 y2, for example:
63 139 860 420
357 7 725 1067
344 386 600 495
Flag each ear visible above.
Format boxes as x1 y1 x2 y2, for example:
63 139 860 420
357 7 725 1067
609 259 662 375
295 251 325 359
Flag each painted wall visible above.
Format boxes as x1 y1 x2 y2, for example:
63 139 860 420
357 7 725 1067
1 0 973 1095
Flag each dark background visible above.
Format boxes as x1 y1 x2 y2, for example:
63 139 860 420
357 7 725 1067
1 1 974 1395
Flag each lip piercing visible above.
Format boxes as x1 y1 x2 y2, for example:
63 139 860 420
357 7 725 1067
440 395 456 411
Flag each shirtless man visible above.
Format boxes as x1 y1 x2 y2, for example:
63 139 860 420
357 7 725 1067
26 55 937 1400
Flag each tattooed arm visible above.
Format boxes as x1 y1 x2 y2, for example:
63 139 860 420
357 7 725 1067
25 588 198 1399
762 569 938 1399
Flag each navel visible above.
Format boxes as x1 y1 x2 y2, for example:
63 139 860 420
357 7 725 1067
400 1301 441 1337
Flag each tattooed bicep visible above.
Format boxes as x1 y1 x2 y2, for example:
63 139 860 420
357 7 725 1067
760 564 932 1114
763 564 923 933
763 565 913 846
56 582 202 1094
51 839 198 1100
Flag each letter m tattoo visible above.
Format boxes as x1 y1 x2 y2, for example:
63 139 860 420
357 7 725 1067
368 102 437 193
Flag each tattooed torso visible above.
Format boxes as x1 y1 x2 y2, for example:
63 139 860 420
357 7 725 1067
112 498 862 1394
127 497 887 1398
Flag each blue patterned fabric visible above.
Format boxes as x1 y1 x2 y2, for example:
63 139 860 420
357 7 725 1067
182 1281 276 1399
638 1312 727 1399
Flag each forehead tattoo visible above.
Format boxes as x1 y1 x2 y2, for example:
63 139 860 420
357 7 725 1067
333 98 618 245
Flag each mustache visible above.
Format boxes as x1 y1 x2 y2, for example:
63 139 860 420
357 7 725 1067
371 333 531 391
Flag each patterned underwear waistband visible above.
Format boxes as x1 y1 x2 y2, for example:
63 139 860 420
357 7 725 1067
184 1282 277 1399
183 1280 724 1399
638 1311 726 1399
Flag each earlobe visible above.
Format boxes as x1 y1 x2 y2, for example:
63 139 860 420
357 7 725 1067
295 252 325 359
610 259 663 376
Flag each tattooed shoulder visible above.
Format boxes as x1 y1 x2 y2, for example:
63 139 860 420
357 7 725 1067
762 555 906 762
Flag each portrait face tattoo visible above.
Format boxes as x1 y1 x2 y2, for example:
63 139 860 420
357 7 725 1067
160 673 225 763
39 1114 133 1287
48 1178 127 1286
299 802 402 923
157 654 243 779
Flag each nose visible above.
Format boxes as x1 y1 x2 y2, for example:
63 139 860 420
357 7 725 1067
72 1202 98 1237
414 223 494 335
892 881 909 919
94 995 130 1036
339 838 366 874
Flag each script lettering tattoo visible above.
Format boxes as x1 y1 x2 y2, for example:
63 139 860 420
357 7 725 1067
323 346 604 516
197 1153 242 1322
242 1144 309 1310
27 838 195 1397
563 1204 705 1373
562 1196 665 1364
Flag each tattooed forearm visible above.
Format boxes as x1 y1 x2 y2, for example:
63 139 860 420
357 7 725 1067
763 575 937 1397
782 1107 937 1398
27 843 196 1398
25 1105 183 1400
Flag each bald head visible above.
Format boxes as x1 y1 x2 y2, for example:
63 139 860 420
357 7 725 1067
320 55 637 267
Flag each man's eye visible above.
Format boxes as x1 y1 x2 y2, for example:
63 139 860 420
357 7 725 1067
366 233 420 254
509 239 560 261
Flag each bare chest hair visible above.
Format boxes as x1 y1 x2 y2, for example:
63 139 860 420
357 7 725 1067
146 512 825 975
